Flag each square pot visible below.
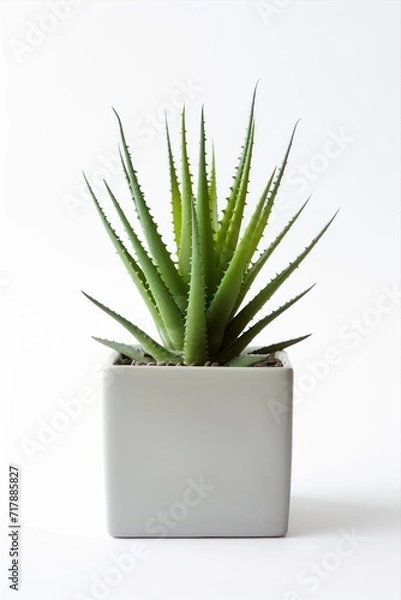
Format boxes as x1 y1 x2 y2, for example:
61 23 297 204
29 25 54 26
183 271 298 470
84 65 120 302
103 351 293 537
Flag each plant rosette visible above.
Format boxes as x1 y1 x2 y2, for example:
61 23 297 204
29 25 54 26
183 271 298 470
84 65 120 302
83 86 337 536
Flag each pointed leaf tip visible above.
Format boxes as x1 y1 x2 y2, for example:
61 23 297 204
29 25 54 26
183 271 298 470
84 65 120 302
252 81 260 101
111 106 120 119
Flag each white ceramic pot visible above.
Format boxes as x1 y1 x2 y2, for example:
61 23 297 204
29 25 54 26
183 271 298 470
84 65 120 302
104 351 293 537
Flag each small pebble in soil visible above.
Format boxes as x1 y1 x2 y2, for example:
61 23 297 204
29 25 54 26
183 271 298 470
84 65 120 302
252 358 283 368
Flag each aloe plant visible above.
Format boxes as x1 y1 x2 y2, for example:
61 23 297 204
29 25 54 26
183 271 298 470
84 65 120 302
83 89 337 366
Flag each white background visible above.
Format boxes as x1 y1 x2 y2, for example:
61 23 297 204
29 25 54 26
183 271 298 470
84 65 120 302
0 1 400 598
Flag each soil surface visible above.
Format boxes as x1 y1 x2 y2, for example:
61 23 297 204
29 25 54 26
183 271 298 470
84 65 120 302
114 356 283 367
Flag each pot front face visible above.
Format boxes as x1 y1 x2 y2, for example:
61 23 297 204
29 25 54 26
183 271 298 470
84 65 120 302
104 355 293 537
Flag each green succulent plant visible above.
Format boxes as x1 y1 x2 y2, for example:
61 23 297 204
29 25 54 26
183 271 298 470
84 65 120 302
83 88 337 366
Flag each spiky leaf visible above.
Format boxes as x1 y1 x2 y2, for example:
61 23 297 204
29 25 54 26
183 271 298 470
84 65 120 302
113 108 187 304
234 198 310 314
217 122 255 273
208 145 218 232
250 334 311 355
183 206 208 364
83 174 162 328
217 285 314 363
165 118 182 252
103 181 185 349
206 161 286 354
227 334 311 366
216 85 258 252
93 339 154 362
83 292 178 361
178 107 193 282
196 108 217 299
225 212 338 344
